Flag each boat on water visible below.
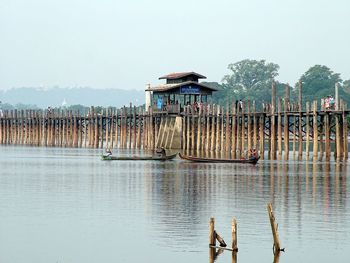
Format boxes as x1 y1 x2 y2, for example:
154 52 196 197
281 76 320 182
101 153 177 161
101 148 177 161
178 153 259 164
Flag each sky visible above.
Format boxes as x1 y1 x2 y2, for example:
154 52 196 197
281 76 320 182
0 0 349 91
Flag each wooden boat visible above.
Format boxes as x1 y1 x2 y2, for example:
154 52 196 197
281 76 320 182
179 153 259 164
101 153 177 161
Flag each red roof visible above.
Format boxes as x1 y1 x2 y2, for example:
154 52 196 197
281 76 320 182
159 72 207 80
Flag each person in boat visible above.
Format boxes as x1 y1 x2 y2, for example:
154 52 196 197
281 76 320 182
249 148 258 160
155 147 166 157
105 148 112 157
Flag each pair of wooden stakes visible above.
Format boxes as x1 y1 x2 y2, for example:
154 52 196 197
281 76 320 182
209 203 284 254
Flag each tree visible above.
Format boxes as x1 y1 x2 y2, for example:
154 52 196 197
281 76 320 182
221 59 280 105
298 65 342 103
343 79 350 94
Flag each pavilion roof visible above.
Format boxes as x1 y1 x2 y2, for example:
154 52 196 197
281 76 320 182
158 72 207 80
146 81 217 92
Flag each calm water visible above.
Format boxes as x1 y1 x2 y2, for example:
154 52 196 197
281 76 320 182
0 146 349 263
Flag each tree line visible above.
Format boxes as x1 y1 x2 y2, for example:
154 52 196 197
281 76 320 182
205 59 350 109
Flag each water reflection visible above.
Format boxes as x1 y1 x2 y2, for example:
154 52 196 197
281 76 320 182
0 147 349 263
209 248 237 263
141 158 349 258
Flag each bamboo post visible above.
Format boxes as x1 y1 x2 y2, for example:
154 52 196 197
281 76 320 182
231 218 238 251
267 203 283 253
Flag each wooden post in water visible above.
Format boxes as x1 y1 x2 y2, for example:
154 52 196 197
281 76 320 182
241 102 245 155
206 105 211 152
236 105 241 157
305 102 310 160
197 105 202 152
216 106 221 152
335 112 341 161
187 107 191 152
231 103 237 158
190 108 196 151
277 99 282 158
270 81 277 159
319 115 324 160
253 101 258 150
247 101 251 152
259 115 265 159
298 83 303 159
209 218 216 246
225 105 230 153
267 203 282 253
211 105 216 152
325 112 331 161
292 116 296 159
343 102 349 159
284 100 289 160
231 218 238 251
312 101 318 160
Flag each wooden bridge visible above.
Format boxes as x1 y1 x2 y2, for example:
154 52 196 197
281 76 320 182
0 98 348 161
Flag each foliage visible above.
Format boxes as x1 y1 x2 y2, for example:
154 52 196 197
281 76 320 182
211 59 280 106
298 65 341 103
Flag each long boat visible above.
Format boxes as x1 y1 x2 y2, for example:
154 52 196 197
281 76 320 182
179 153 259 164
101 153 177 161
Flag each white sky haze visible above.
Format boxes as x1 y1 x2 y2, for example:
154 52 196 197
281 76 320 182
0 0 349 90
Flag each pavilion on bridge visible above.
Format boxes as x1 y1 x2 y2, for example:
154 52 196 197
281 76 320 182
145 72 217 113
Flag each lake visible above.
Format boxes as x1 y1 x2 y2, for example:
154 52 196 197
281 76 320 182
0 146 349 262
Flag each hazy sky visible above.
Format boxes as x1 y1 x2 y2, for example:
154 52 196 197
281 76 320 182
1 0 349 90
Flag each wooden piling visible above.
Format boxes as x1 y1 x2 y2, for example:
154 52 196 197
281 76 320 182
312 101 318 160
231 218 238 251
267 203 282 253
231 103 237 158
209 218 216 246
277 99 282 158
305 102 310 160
